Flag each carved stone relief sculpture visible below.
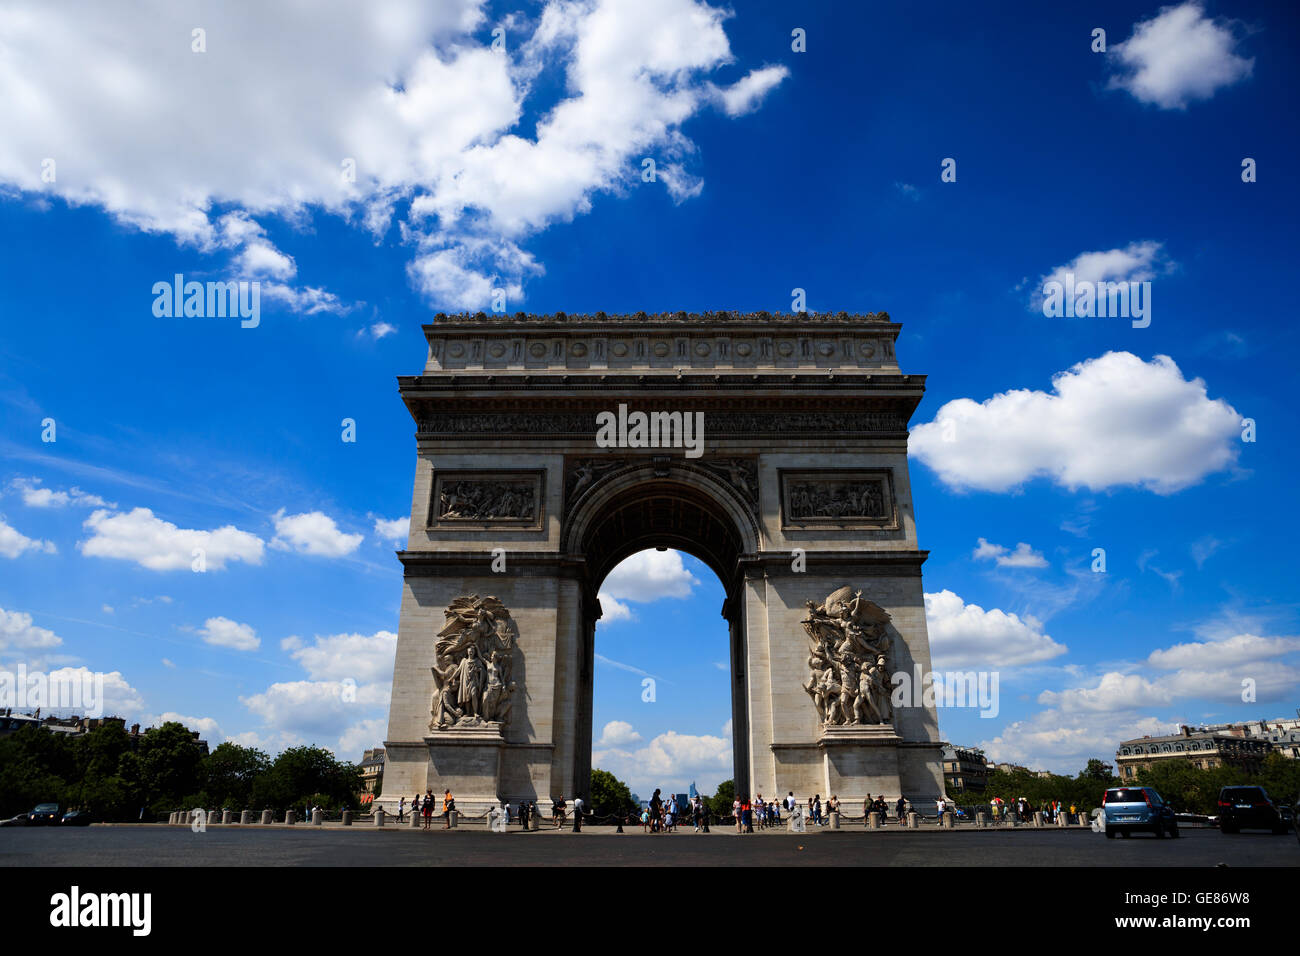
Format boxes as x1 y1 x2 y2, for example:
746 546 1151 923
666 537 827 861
801 586 894 726
429 595 519 731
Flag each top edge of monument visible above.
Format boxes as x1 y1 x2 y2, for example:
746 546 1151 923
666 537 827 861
425 310 895 330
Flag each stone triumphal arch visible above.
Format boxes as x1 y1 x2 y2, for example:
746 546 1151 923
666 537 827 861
378 311 945 814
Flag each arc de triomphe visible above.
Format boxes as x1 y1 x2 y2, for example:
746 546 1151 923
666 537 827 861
379 311 944 813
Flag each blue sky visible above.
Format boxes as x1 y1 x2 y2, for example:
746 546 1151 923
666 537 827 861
1 1 1297 797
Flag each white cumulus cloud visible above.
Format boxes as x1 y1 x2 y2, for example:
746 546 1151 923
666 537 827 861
595 720 643 748
372 516 408 544
80 507 265 571
911 352 1242 494
0 0 786 311
271 509 363 557
0 517 56 558
925 589 1067 670
972 538 1048 569
1107 2 1253 110
7 477 114 509
197 616 260 652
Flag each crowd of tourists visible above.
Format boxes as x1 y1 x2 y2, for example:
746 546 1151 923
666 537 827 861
387 788 1073 831
987 796 1078 823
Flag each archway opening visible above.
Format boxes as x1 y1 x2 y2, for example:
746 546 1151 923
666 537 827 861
563 468 758 812
587 548 736 821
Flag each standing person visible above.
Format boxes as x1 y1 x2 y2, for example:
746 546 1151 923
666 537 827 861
733 797 742 832
936 796 946 822
398 796 406 823
812 794 822 826
895 795 906 825
572 795 585 830
441 789 454 829
519 800 529 829
742 796 753 833
649 789 663 834
785 791 796 815
422 790 434 830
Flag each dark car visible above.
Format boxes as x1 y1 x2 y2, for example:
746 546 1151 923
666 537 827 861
26 803 61 825
1102 787 1179 838
0 813 30 827
1217 786 1294 835
60 810 93 826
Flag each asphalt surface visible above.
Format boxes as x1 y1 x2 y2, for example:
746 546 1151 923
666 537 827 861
2 823 1297 866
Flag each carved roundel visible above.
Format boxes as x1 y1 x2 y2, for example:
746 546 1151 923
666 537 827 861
488 343 507 358
694 342 711 357
777 342 794 357
529 342 547 358
818 342 835 357
653 342 670 357
448 343 466 358
571 342 588 358
612 342 628 357
860 341 876 358
735 343 753 357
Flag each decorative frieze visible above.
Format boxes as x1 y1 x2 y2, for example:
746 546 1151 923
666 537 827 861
429 471 544 528
779 469 898 530
418 411 906 439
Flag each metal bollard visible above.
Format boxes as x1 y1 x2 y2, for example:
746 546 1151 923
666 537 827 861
313 808 323 826
943 810 955 829
240 810 251 825
262 809 273 825
1056 812 1067 827
830 811 841 829
530 813 540 831
449 809 458 829
410 810 420 828
907 812 918 829
209 809 220 826
222 810 233 825
1033 811 1044 828
375 807 386 827
285 810 296 825
976 811 987 828
342 810 352 826
868 811 880 829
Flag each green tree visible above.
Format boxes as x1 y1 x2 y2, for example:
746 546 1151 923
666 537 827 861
251 746 362 812
709 779 735 820
0 724 76 816
135 721 205 808
589 768 637 822
204 742 271 809
1082 759 1115 781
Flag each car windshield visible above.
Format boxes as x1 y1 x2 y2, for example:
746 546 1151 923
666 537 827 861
33 804 57 812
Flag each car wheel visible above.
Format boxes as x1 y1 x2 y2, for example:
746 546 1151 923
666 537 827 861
1105 829 1115 839
1154 821 1165 838
1119 829 1130 838
1170 823 1180 838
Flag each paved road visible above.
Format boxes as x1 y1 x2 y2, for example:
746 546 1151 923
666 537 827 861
2 824 1296 866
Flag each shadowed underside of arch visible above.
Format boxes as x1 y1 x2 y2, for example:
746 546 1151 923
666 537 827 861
562 464 759 605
